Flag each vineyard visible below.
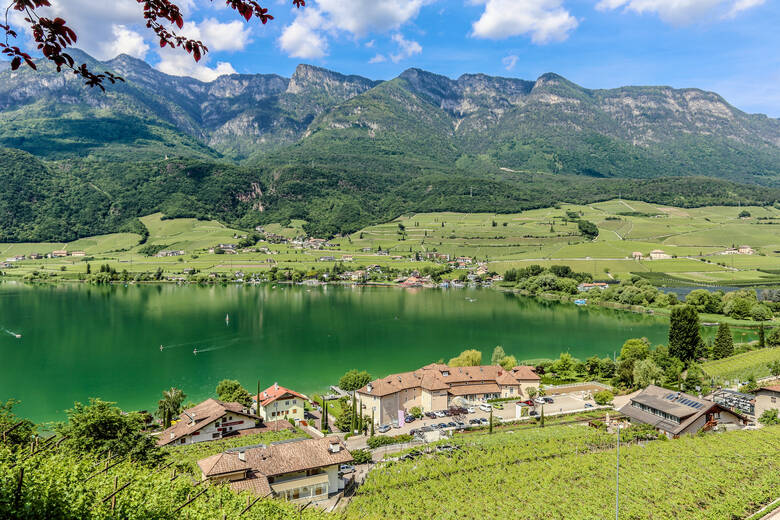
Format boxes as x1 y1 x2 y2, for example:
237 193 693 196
0 442 329 520
701 346 780 382
345 425 780 520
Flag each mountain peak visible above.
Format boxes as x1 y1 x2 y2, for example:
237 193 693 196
287 64 377 95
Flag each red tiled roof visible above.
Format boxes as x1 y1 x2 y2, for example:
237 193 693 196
511 365 541 381
759 385 780 393
447 383 501 396
253 384 308 408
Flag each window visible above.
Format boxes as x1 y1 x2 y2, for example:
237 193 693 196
292 489 300 500
212 433 220 439
180 438 186 444
315 486 324 496
772 397 777 403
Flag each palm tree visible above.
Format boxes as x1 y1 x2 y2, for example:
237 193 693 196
157 387 186 428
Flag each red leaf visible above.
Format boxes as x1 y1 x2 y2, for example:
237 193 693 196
11 56 21 70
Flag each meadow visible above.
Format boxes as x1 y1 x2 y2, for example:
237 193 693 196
701 347 780 383
1 200 779 285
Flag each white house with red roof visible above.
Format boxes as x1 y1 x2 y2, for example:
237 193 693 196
156 398 260 446
253 383 308 422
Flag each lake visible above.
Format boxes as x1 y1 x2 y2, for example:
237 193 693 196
0 282 670 423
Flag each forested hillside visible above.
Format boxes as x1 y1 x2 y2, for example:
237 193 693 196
1 50 780 240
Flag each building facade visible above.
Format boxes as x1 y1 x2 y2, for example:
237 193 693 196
619 385 746 438
253 383 308 422
197 437 353 503
754 385 780 422
157 399 260 446
357 364 540 425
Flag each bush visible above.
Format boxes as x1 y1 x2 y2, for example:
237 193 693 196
758 409 780 426
351 448 372 464
366 434 413 449
593 390 614 405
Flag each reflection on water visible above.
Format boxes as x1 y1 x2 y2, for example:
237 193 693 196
0 281 669 422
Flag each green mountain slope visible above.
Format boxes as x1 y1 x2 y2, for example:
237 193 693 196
1 51 780 240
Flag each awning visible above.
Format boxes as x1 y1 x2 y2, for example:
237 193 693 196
271 472 329 493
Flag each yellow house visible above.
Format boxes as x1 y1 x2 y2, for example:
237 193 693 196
253 383 307 422
754 385 780 423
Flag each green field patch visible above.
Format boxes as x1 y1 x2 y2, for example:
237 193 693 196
702 346 780 382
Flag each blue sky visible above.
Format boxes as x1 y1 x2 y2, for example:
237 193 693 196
18 0 780 116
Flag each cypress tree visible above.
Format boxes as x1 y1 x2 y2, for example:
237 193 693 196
759 323 766 348
713 323 734 359
370 409 375 437
489 408 493 434
669 305 702 364
540 406 545 428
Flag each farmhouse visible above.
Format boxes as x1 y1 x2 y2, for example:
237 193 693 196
632 252 643 260
578 282 609 292
738 245 754 255
71 251 86 257
252 383 308 422
51 250 68 257
618 385 746 438
357 364 540 425
341 255 354 261
197 437 352 502
649 249 671 260
753 385 780 423
156 399 260 446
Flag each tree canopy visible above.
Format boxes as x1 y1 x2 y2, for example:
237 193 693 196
338 370 372 392
668 305 702 364
448 349 483 367
215 379 253 407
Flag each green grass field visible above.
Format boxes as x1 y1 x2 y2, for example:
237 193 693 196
701 346 780 383
2 200 779 284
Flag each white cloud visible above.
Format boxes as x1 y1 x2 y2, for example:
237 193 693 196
277 0 427 60
155 48 237 81
389 33 422 63
315 0 426 37
471 0 578 44
107 25 150 59
502 54 519 71
369 54 387 63
596 0 766 24
181 18 253 52
279 9 329 59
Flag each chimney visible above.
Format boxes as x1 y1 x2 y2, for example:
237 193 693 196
329 439 341 453
170 432 175 439
274 382 279 391
238 450 246 462
367 383 373 393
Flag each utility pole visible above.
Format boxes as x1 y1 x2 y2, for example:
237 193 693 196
615 423 621 520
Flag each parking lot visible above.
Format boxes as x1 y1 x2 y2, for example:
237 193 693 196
370 392 598 437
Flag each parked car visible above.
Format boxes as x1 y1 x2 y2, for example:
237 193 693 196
479 417 489 425
446 422 457 428
409 429 418 436
451 406 468 415
469 418 481 425
492 402 504 410
391 419 400 429
479 404 492 412
444 409 455 417
419 425 434 432
529 411 538 416
425 412 437 419
466 407 475 414
404 415 416 423
378 424 391 433
339 464 355 473
544 397 554 404
520 400 534 406
436 422 448 429
455 421 466 429
585 403 594 408
434 411 447 418
534 398 546 405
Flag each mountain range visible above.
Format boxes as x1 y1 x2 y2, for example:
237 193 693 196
1 50 779 241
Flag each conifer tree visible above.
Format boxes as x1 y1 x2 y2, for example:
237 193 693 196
669 305 703 364
759 323 766 348
712 323 734 359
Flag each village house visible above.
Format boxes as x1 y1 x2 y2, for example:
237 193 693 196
51 250 68 258
391 255 403 260
456 256 473 264
632 252 643 260
197 437 353 502
357 364 540 425
618 385 746 438
29 253 43 260
252 383 308 422
156 399 260 446
722 247 739 255
578 282 609 292
425 252 451 262
649 249 671 260
318 256 336 262
361 247 372 252
71 251 87 257
0 262 12 268
341 255 353 262
156 250 185 257
738 245 754 255
753 385 780 423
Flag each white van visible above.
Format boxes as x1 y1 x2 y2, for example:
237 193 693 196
479 403 492 412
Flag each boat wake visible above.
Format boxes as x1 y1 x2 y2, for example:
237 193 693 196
3 328 22 338
161 333 237 350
